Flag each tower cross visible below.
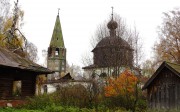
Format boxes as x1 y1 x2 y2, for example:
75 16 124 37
58 8 60 15
111 6 114 19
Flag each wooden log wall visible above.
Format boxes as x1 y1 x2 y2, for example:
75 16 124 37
21 73 36 97
0 74 13 99
147 68 180 109
0 67 38 99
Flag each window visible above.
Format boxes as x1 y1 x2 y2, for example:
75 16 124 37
55 51 59 56
12 81 22 97
55 48 59 56
55 66 59 71
62 61 64 65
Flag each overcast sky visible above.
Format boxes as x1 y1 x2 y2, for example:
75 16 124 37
13 0 180 67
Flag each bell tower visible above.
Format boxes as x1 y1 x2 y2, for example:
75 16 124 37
47 9 66 80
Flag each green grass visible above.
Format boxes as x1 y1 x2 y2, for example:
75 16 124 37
0 106 131 112
0 107 43 112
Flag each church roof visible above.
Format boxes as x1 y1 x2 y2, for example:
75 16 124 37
50 14 64 48
92 36 132 52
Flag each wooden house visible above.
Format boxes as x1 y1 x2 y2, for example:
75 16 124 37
142 61 180 109
0 47 52 100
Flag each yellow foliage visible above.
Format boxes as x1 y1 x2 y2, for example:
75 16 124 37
36 75 47 95
104 69 138 97
36 75 46 85
3 17 13 32
0 16 24 49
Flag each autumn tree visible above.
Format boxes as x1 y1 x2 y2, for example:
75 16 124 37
0 0 27 55
104 69 139 111
154 9 180 64
0 0 38 62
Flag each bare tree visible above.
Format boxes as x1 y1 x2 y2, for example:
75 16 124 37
90 14 128 48
0 0 10 31
130 26 143 68
25 41 39 62
141 59 156 77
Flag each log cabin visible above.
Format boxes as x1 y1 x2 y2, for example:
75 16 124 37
0 47 52 100
142 61 180 109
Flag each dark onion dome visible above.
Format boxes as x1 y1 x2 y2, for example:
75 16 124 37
107 19 118 30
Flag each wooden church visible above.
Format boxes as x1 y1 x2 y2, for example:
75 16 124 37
143 61 180 109
83 8 133 77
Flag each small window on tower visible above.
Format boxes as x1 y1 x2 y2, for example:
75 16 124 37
62 61 64 65
55 51 58 56
55 48 59 56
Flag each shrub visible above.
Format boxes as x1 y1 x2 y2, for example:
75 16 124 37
20 84 91 110
20 93 59 110
56 84 90 108
136 99 147 112
44 104 64 112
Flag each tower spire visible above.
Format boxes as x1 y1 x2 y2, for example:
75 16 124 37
50 10 64 48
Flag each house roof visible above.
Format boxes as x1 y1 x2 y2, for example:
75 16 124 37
82 64 97 69
142 61 180 90
50 14 64 48
0 47 53 74
59 73 74 80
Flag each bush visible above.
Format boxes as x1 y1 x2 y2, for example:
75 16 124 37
136 99 147 112
101 95 147 112
44 104 64 112
20 93 59 110
56 84 90 108
18 83 147 111
20 84 91 110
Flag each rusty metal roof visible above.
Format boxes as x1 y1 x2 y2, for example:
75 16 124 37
0 47 53 74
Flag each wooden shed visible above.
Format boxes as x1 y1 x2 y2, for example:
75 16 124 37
142 61 180 109
0 47 52 100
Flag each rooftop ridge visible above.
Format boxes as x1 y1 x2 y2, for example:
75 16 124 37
165 61 180 66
